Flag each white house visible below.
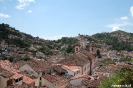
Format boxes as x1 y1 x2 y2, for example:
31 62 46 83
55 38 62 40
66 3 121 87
61 65 80 77
41 74 58 88
13 60 53 87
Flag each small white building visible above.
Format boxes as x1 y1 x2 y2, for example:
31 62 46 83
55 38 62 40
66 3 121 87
41 74 58 88
61 65 80 77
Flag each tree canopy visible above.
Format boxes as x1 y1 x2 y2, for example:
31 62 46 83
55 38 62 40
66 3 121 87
99 67 133 88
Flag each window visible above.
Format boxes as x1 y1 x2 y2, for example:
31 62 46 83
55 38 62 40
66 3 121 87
109 74 112 77
84 67 86 72
53 82 56 87
92 47 93 52
77 71 78 74
104 74 108 77
76 48 78 51
15 79 19 83
15 77 23 83
77 70 80 74
74 72 76 76
42 71 45 75
19 77 22 81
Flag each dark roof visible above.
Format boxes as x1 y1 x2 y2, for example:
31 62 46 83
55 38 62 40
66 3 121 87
6 84 24 88
53 65 66 73
65 84 82 88
82 74 106 88
59 50 95 66
42 74 58 83
12 60 53 73
0 66 14 78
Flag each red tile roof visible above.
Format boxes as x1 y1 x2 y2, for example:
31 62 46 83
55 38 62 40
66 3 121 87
63 65 80 72
23 75 35 84
81 74 106 88
0 66 14 78
12 60 53 73
94 63 131 73
54 74 69 88
70 74 90 80
53 65 66 73
65 84 82 88
42 74 58 83
59 50 95 66
12 73 23 79
6 84 24 88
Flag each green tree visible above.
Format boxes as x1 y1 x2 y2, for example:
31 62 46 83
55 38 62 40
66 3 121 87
97 49 102 58
99 67 133 88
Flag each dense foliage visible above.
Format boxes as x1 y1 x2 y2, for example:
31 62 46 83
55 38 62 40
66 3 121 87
0 23 31 48
92 32 133 51
99 67 133 88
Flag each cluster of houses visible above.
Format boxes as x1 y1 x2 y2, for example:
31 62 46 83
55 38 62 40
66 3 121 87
0 40 46 61
111 32 132 42
96 43 133 63
75 33 90 49
0 41 132 88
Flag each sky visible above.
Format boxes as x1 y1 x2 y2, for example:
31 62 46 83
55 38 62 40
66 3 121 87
0 0 133 40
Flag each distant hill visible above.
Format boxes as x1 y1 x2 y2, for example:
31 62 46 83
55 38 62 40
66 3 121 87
92 30 133 51
1 23 133 59
0 23 79 57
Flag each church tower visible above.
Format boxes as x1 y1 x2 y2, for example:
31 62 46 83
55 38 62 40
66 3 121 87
75 44 81 53
89 41 96 54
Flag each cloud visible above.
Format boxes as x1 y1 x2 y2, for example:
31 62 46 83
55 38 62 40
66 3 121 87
42 35 66 40
0 13 10 18
120 16 128 20
112 26 123 31
106 22 133 28
28 10 32 13
130 6 133 17
16 0 35 10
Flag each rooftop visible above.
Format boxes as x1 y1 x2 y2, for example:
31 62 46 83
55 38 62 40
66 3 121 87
42 74 58 83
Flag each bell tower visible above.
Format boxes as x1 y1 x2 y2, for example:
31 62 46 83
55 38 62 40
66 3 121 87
75 44 81 53
89 41 96 54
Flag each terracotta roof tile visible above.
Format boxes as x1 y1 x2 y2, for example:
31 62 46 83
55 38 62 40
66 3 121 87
23 75 35 84
94 63 131 73
12 60 53 73
12 73 23 79
59 50 95 66
54 74 69 88
82 74 106 87
42 74 58 83
6 84 24 88
53 65 66 73
63 65 80 72
65 84 82 88
70 74 90 80
0 66 14 77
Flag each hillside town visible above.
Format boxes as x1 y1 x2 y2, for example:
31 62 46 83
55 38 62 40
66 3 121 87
0 24 133 88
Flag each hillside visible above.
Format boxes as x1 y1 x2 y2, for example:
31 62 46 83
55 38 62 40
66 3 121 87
92 30 133 51
1 23 133 62
0 23 80 61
